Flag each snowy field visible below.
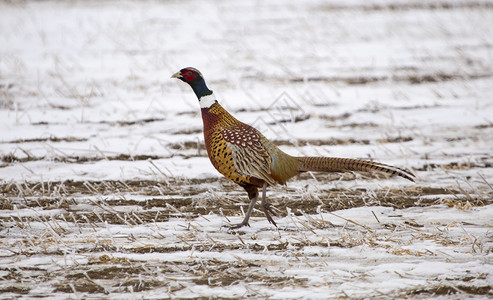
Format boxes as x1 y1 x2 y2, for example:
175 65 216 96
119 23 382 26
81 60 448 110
1 0 493 298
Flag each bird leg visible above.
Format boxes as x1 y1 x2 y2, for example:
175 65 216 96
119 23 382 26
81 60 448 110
227 185 259 229
260 182 277 227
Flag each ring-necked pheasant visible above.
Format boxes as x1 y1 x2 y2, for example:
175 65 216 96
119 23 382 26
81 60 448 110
172 67 415 228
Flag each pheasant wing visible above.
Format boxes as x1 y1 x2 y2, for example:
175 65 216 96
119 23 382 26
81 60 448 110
221 127 276 186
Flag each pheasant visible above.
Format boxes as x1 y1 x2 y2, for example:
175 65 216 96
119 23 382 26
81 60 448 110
172 67 415 229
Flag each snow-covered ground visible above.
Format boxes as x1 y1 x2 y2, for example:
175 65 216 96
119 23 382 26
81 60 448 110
1 0 492 298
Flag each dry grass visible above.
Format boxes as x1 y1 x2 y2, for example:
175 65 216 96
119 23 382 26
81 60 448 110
1 0 493 298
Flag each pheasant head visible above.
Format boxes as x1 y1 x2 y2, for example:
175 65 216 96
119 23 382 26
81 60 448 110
172 67 216 108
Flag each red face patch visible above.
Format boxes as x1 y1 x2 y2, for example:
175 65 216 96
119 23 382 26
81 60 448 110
183 70 196 82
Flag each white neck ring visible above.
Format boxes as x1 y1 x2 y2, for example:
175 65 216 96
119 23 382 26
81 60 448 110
199 93 217 108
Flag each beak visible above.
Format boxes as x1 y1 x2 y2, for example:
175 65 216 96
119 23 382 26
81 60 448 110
171 71 182 79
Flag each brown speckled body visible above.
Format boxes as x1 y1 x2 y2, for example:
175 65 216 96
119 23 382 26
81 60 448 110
201 102 415 191
201 102 299 188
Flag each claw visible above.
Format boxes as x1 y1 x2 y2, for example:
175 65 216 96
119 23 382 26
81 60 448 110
224 221 250 230
262 203 278 227
263 202 278 217
264 212 277 227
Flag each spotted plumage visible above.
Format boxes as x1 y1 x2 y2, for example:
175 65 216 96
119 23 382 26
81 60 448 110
201 101 265 187
172 67 415 228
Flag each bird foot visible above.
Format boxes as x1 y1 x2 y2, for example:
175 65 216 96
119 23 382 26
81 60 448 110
223 221 250 230
262 203 278 227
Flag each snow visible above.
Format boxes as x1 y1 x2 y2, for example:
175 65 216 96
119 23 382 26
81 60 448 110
1 0 493 298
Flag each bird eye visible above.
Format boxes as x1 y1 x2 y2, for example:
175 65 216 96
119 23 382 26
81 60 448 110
184 71 196 81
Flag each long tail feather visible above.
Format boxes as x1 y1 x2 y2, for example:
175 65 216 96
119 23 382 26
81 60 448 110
296 157 415 182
